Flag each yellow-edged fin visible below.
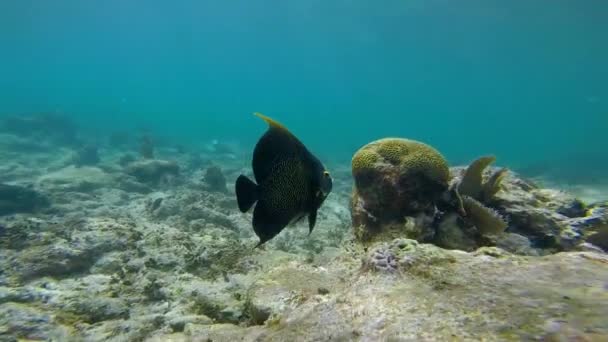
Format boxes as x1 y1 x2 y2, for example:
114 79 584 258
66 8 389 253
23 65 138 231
253 112 289 132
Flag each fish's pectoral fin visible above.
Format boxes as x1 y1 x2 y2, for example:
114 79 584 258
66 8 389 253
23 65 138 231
308 209 318 235
235 175 259 212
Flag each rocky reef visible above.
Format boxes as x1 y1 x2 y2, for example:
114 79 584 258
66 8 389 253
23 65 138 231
0 113 79 146
351 138 608 256
0 129 606 341
0 183 49 216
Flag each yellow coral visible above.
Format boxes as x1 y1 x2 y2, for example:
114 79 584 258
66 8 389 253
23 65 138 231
481 167 508 202
459 155 496 199
351 147 379 172
462 195 508 236
351 138 449 184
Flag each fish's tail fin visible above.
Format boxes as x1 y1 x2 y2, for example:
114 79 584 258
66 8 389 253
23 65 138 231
235 175 259 212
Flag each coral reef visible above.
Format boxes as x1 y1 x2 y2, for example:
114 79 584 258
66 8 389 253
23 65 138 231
150 240 607 342
350 138 606 254
432 155 509 250
0 128 607 341
351 138 450 242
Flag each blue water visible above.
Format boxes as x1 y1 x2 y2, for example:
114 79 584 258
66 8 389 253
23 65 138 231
1 0 606 172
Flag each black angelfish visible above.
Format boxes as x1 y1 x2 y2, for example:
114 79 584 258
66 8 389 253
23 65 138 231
235 113 333 247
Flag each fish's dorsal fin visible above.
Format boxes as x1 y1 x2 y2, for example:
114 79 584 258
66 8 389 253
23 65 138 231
253 112 290 132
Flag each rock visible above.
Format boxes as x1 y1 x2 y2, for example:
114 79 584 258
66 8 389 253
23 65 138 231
6 217 134 281
492 174 589 251
362 238 458 276
79 313 165 342
118 177 152 194
145 193 188 220
125 159 179 185
540 319 601 341
433 212 480 251
258 245 608 341
203 165 228 193
184 280 245 324
495 233 538 255
58 295 128 323
108 131 131 148
2 230 608 341
118 153 137 167
246 265 339 325
90 251 125 274
0 303 56 341
73 144 100 167
37 166 115 193
0 113 78 146
0 133 52 153
184 323 266 341
183 203 238 230
15 241 95 280
0 286 50 305
139 134 155 159
167 315 213 332
0 183 49 215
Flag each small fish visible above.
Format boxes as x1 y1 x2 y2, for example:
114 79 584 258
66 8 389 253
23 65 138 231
235 113 333 247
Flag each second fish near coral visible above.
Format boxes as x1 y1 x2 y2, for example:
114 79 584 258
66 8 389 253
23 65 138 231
235 113 333 247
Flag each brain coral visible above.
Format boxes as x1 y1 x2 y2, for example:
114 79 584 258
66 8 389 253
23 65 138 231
351 138 450 242
352 138 449 183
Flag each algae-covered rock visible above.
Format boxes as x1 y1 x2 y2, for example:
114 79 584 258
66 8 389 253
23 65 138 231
495 233 538 255
166 313 212 332
57 293 128 323
433 212 480 251
203 165 228 193
0 133 53 154
37 166 115 193
491 173 595 251
5 217 135 282
72 144 100 167
446 163 605 253
0 113 78 146
351 138 450 243
118 176 153 194
125 159 180 185
183 323 266 341
0 183 49 216
246 265 337 325
258 243 608 341
0 303 56 341
183 280 245 324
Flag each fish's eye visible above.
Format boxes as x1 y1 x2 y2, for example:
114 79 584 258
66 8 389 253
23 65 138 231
323 171 330 177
